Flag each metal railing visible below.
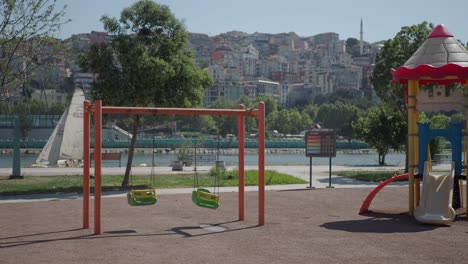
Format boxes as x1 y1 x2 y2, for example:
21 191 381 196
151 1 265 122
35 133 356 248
0 138 369 149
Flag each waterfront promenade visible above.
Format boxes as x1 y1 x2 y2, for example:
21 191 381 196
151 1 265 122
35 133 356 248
1 163 413 204
0 164 406 186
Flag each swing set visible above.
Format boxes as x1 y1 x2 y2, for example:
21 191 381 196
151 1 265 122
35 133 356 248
126 134 158 206
191 134 222 209
82 100 266 235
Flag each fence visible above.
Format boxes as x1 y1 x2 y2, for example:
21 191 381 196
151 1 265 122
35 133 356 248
0 138 369 149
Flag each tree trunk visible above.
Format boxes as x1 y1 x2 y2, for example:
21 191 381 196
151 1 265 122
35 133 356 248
378 152 386 165
122 115 140 188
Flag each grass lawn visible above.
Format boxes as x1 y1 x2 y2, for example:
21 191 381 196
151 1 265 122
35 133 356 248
0 169 306 196
334 170 406 182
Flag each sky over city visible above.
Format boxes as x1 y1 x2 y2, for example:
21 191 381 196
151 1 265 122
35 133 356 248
55 0 468 43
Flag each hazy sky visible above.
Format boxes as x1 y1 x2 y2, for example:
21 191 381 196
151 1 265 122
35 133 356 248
55 0 468 43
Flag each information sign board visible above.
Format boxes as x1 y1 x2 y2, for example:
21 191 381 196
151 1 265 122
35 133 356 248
305 130 336 157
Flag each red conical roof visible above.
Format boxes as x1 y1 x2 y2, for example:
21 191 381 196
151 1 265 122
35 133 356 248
391 25 468 84
428 24 453 38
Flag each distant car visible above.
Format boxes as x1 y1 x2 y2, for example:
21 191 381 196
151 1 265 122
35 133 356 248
171 160 183 171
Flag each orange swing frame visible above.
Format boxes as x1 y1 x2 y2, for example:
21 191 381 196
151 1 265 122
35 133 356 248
82 100 266 235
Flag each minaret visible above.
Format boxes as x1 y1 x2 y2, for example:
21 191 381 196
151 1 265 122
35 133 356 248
360 17 364 55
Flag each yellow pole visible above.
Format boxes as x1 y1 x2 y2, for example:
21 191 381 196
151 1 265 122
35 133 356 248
407 80 418 215
414 85 420 206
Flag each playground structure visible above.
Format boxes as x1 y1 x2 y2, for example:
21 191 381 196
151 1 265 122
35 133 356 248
82 100 266 235
360 25 468 224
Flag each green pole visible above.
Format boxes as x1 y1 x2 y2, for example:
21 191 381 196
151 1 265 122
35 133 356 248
11 116 22 179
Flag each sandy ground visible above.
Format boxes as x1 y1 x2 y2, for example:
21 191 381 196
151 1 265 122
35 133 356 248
1 185 468 264
1 164 465 263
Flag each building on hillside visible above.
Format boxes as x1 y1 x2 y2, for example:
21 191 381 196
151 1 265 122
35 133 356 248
251 79 281 103
242 82 257 100
211 45 242 70
225 67 242 81
315 44 330 57
352 55 374 99
333 52 352 66
29 56 67 88
188 33 214 65
330 65 362 91
241 44 259 77
245 33 271 58
329 40 346 56
256 59 272 78
311 32 339 46
203 81 244 106
271 71 301 84
352 56 371 67
209 64 225 82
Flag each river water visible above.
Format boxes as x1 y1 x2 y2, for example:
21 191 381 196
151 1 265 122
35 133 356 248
0 152 407 168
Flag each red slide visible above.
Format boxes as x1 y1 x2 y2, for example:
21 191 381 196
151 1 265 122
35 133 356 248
359 173 409 214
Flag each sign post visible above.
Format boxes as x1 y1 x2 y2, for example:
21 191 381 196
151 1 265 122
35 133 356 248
308 156 314 189
305 129 336 188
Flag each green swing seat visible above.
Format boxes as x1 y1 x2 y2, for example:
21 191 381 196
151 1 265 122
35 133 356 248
127 189 157 206
192 188 219 209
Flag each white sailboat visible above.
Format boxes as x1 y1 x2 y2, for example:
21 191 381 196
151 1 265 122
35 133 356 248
35 88 85 166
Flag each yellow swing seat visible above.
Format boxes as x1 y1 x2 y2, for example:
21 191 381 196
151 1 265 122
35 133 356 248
192 188 219 209
127 189 157 206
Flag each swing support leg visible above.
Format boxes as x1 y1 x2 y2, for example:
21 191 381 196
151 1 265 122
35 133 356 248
258 102 265 226
238 105 245 221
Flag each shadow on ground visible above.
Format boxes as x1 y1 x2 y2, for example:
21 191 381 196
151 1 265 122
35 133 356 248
0 220 259 249
321 211 441 233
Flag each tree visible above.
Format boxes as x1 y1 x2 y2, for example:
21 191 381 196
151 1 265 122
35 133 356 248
315 102 359 138
78 0 213 187
303 104 319 121
371 22 434 115
0 0 68 101
266 109 312 135
353 103 406 165
176 114 215 135
313 88 374 110
345 37 361 57
254 96 277 117
371 22 434 169
419 113 450 159
209 98 238 136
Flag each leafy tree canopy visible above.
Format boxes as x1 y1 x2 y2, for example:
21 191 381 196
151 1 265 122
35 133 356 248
315 102 360 138
0 0 68 102
313 88 374 110
78 0 212 108
371 21 434 113
266 109 312 135
353 103 406 165
77 0 212 187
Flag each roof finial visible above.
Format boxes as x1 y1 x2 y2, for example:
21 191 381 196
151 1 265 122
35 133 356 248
428 24 454 38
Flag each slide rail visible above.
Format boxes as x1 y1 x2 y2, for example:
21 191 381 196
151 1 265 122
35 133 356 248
359 173 409 214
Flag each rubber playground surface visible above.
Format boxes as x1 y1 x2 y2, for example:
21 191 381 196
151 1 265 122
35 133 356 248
1 185 468 264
